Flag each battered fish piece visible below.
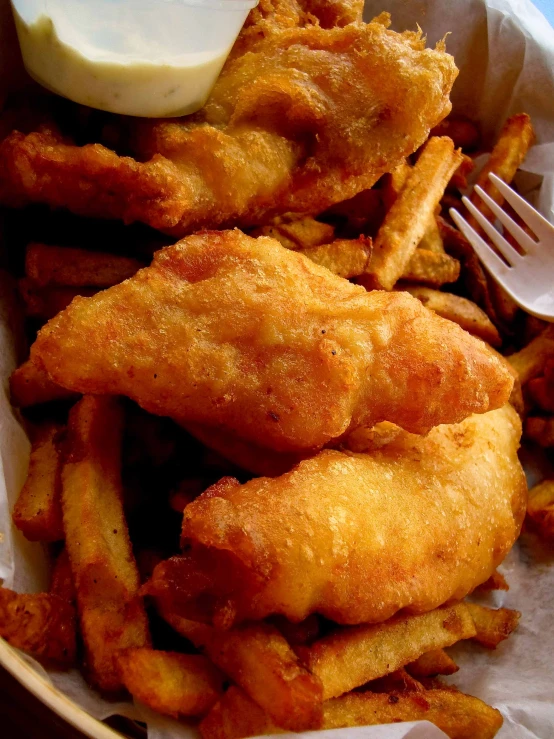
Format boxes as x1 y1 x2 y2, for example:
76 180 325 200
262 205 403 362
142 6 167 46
0 15 457 236
146 406 526 626
30 230 513 454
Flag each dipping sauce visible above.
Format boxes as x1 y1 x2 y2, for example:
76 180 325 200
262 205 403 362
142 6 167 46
11 0 257 117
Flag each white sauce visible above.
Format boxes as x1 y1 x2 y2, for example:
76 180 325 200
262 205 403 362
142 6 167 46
14 10 230 118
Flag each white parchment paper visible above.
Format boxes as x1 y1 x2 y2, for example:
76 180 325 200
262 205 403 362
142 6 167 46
1 1 553 737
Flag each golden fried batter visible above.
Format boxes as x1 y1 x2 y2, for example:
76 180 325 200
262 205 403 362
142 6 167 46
147 406 526 626
31 230 513 454
0 15 457 236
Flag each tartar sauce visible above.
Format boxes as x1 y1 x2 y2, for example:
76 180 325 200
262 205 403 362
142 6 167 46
13 10 230 118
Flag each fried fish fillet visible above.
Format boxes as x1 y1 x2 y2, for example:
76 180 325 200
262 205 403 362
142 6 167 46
145 405 526 626
0 14 457 236
31 230 513 454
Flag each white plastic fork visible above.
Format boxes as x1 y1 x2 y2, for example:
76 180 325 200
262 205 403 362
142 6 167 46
450 172 554 321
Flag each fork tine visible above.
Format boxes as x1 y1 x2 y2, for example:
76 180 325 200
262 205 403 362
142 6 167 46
489 173 554 240
462 196 522 266
473 185 537 254
450 209 513 285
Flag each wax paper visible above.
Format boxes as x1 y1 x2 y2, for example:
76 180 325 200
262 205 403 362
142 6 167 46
0 0 553 737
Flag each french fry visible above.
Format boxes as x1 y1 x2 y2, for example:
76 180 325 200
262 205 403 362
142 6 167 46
367 668 424 693
507 325 554 385
12 422 64 542
62 396 150 692
524 416 554 447
19 278 97 321
200 686 278 739
50 548 76 603
431 114 481 151
117 648 224 718
162 611 323 731
449 153 475 191
10 358 78 407
406 648 459 678
299 238 371 278
468 113 535 225
0 587 76 666
418 217 445 253
404 286 501 346
322 689 503 739
474 570 509 594
26 243 143 288
526 479 554 541
400 249 460 286
365 137 463 290
305 603 476 699
252 217 335 251
323 188 384 236
467 604 520 649
527 377 554 413
381 160 412 211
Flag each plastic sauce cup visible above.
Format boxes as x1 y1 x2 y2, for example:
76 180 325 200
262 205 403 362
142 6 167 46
10 0 258 118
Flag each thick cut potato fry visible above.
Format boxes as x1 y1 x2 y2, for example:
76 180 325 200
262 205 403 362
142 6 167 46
159 612 322 732
117 648 224 718
0 587 76 666
418 217 445 253
400 249 460 286
299 238 371 278
469 113 535 225
365 137 463 290
252 217 335 251
526 479 554 541
508 326 554 385
404 286 501 346
525 417 554 447
474 570 509 594
366 668 424 694
200 685 503 739
19 278 97 321
200 687 278 739
26 243 143 288
12 422 64 542
62 396 150 692
305 603 476 699
10 359 78 407
406 649 459 678
381 160 411 211
323 689 503 739
467 604 520 649
449 152 475 191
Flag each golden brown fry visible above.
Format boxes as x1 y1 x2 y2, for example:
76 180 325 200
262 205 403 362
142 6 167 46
474 570 509 594
365 137 463 290
524 416 554 447
159 613 323 731
526 479 554 541
12 423 64 542
449 152 475 190
380 159 412 211
366 668 425 694
147 406 525 627
322 689 503 739
0 20 457 236
400 248 460 286
406 648 459 678
50 548 76 603
418 217 445 253
469 113 535 225
200 686 278 739
467 604 520 649
10 359 78 407
404 286 501 346
299 238 371 278
252 217 336 251
305 603 475 699
508 326 554 385
0 587 76 666
117 648 224 718
431 114 481 151
62 396 150 692
31 231 513 456
26 243 143 288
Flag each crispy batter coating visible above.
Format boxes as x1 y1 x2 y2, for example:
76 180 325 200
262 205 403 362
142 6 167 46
147 406 526 626
0 16 457 236
31 231 513 454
